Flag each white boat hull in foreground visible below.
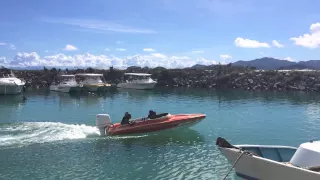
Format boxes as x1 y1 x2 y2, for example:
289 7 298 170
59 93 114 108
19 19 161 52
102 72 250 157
216 137 320 180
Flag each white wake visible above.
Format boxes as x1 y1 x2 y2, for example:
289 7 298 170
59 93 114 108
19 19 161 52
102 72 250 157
0 122 101 148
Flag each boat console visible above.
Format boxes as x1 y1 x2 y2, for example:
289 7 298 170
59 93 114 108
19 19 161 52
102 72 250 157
289 141 320 169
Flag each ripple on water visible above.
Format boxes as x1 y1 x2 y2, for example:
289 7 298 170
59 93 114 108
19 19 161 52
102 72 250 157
146 143 234 180
1 89 320 180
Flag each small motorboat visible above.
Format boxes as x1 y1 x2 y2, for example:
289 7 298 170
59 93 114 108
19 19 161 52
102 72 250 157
96 113 206 136
216 137 320 180
116 73 157 90
75 73 111 92
0 71 26 95
49 75 83 93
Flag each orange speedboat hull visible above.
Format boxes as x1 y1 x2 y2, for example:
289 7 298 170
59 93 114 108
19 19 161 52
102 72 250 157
105 114 206 136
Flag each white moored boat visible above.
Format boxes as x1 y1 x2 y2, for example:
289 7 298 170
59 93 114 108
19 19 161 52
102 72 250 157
0 71 26 95
216 137 320 180
49 75 82 93
75 73 111 92
116 73 157 90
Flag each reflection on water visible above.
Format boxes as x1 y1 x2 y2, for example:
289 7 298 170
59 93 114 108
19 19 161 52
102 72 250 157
305 103 320 122
0 95 27 122
14 87 320 107
116 88 153 102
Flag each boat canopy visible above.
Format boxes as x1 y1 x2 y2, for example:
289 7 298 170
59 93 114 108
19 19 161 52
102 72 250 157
124 73 151 76
75 73 103 76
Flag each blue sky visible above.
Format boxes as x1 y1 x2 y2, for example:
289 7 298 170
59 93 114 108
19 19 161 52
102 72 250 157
0 0 320 68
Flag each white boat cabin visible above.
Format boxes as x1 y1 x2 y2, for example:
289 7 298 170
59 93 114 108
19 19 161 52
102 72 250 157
122 73 154 83
55 75 77 84
0 71 25 86
75 73 106 84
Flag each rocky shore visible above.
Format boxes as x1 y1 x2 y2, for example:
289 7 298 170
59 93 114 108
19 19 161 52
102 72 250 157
1 65 320 92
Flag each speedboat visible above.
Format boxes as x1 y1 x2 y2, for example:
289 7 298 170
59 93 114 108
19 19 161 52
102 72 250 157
96 113 206 136
49 75 82 93
116 73 157 90
75 73 111 92
0 71 26 95
216 137 320 180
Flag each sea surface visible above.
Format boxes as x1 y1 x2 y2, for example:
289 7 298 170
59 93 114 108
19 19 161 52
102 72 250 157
1 87 320 180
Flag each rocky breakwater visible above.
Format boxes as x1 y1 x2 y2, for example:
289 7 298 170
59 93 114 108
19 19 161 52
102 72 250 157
227 70 320 92
150 66 320 92
1 65 320 92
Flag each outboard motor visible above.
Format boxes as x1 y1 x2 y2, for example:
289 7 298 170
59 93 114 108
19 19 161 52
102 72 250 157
96 114 112 136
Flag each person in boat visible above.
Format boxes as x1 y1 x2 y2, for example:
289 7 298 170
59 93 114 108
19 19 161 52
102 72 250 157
120 112 135 125
147 110 157 119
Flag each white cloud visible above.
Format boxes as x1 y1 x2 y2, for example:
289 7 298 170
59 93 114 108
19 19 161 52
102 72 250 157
143 48 156 52
272 40 284 48
150 53 166 58
0 42 16 50
290 22 320 48
220 54 232 60
191 50 204 54
42 17 156 34
63 44 78 51
0 57 8 66
11 52 41 67
284 57 295 62
104 48 111 51
235 37 270 48
3 52 217 69
116 41 123 44
9 44 16 50
45 50 49 53
116 48 126 51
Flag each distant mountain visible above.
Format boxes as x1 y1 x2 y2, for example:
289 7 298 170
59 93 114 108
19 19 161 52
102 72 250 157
278 63 309 70
299 60 320 69
190 64 207 69
232 57 320 70
232 57 296 70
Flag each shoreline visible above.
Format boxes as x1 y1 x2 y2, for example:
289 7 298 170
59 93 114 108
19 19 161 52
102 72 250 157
1 66 320 93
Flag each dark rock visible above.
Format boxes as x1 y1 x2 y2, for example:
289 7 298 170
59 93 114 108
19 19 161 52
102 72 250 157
1 65 320 92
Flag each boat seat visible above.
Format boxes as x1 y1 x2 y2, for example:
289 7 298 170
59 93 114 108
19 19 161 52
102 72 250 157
150 113 169 119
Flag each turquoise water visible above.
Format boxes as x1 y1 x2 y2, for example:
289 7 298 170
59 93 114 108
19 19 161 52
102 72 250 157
1 88 320 179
